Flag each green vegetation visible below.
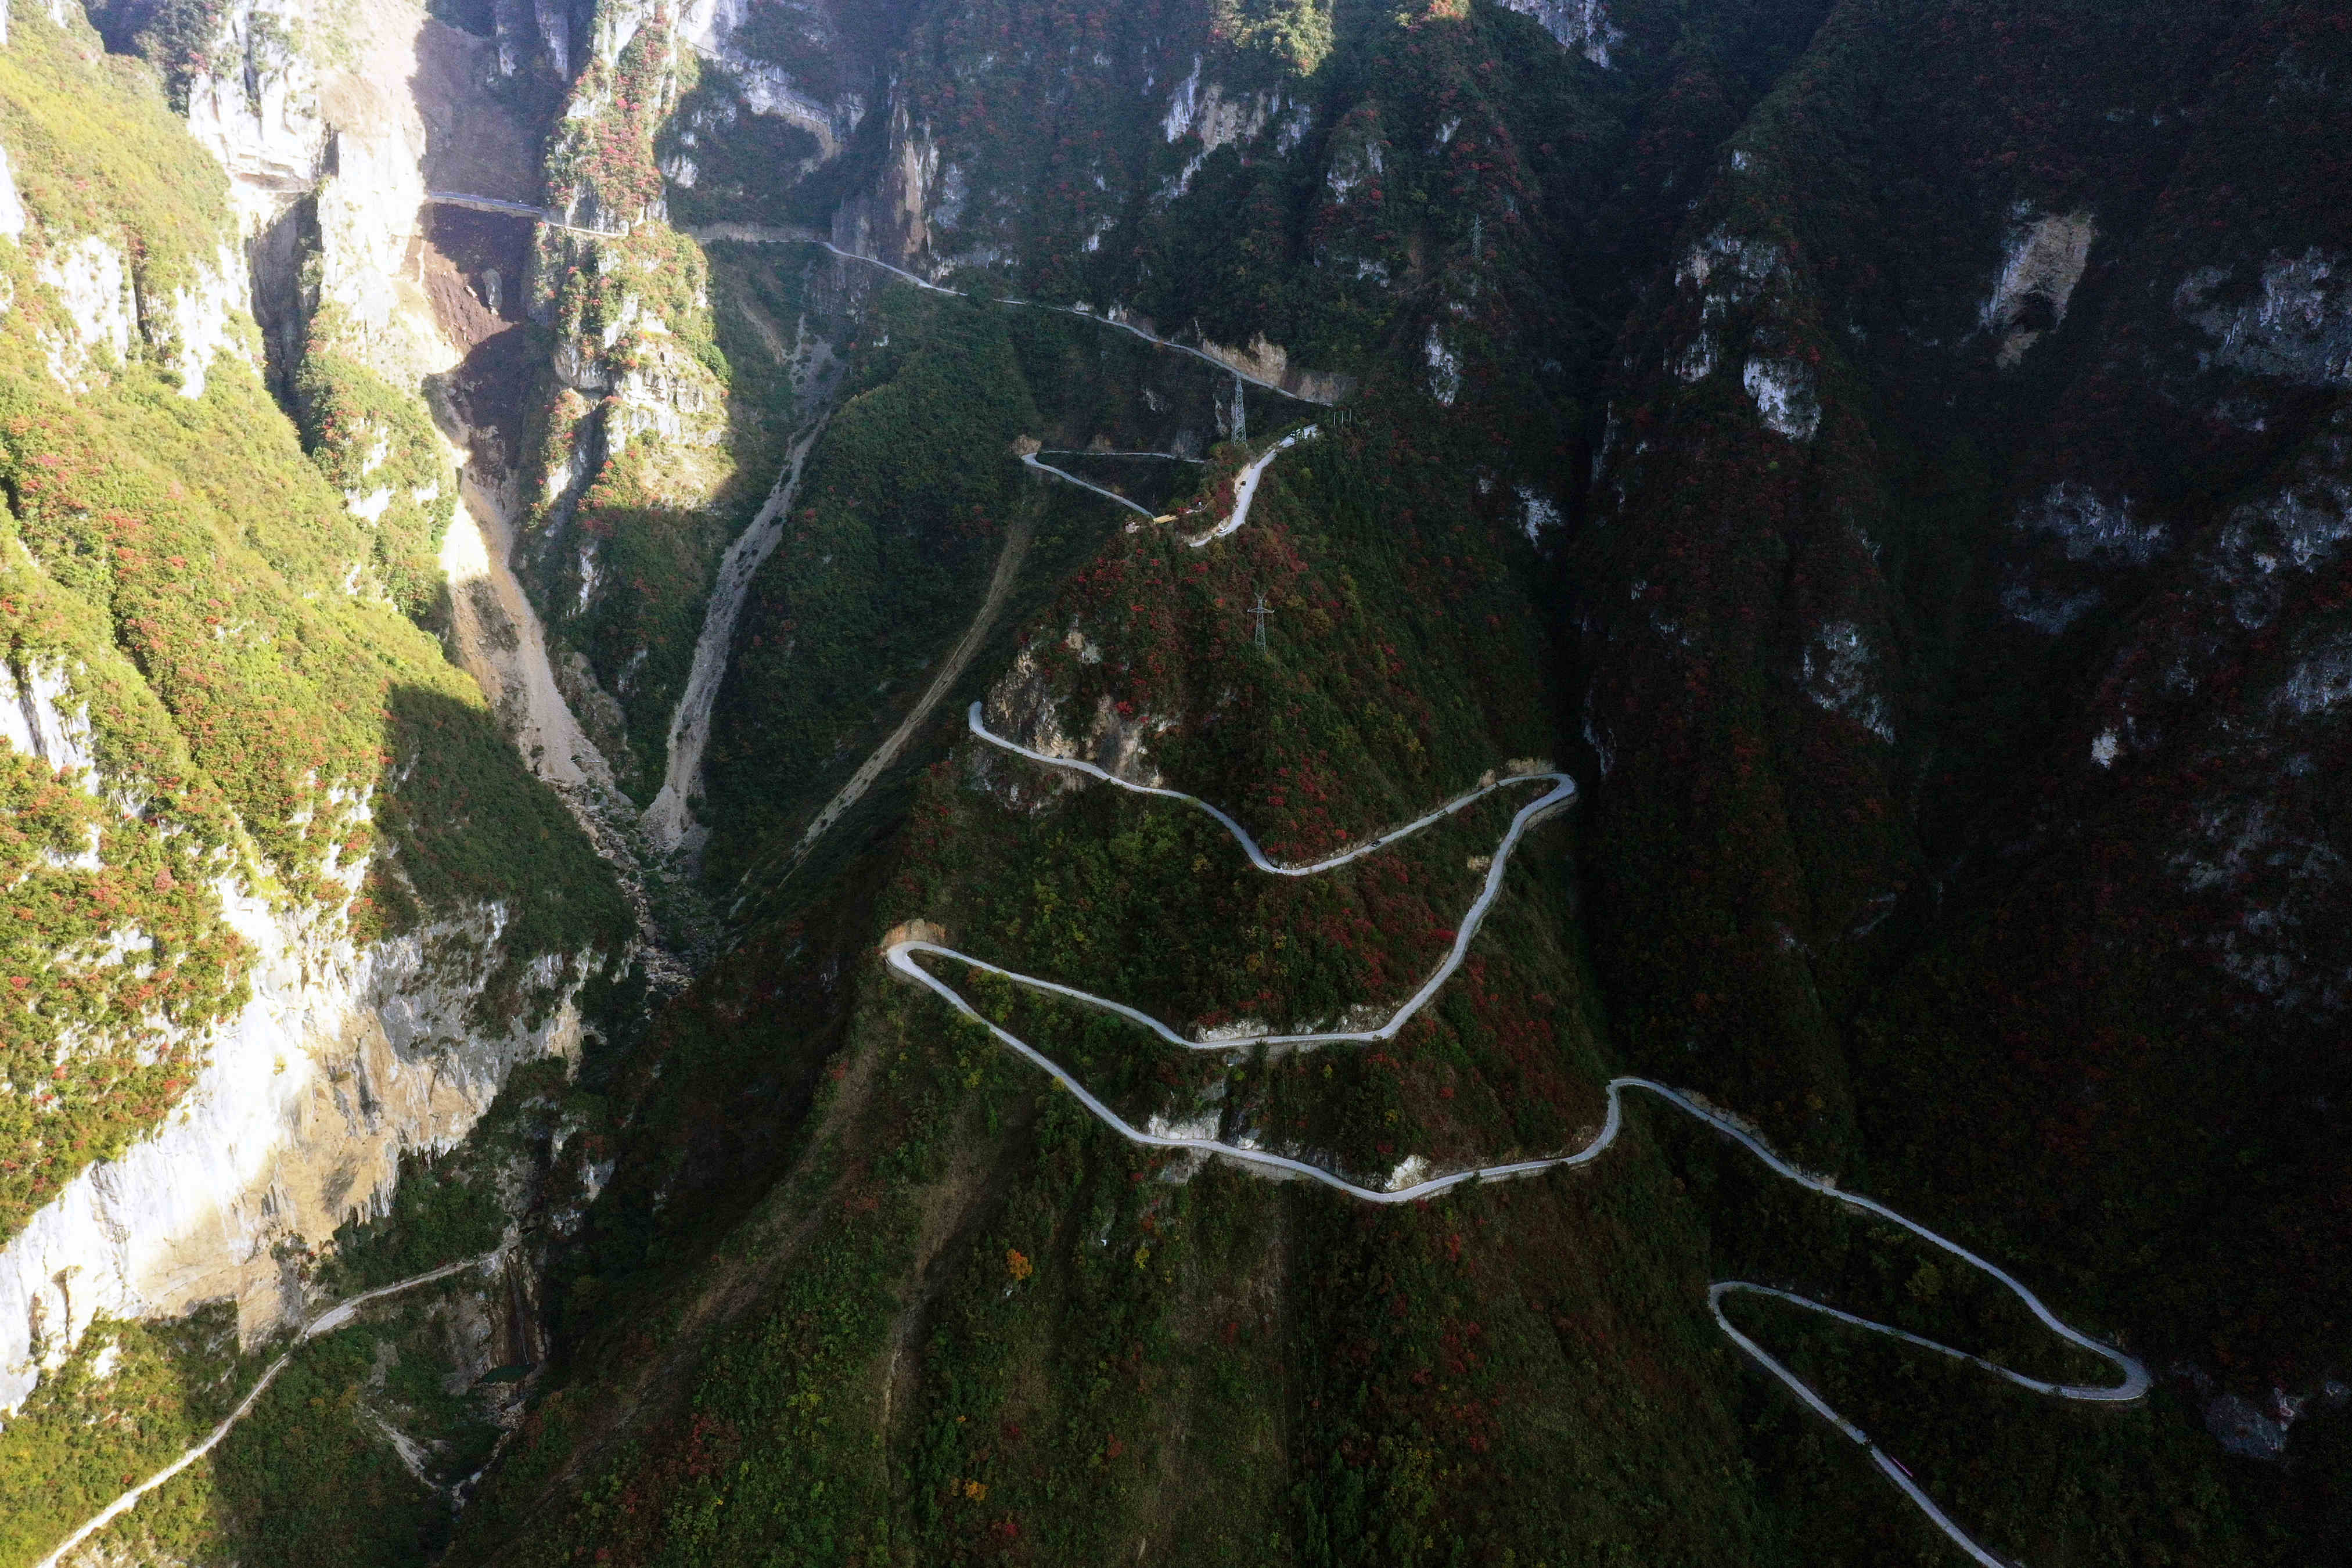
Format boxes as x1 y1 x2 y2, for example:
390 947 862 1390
656 65 824 231
0 740 246 1233
0 1 231 299
441 376 1772 1565
10 0 2347 1563
522 221 787 800
1565 0 2352 1460
24 1301 512 1568
0 1052 620 1568
0 8 626 1245
696 285 1042 882
292 326 460 625
541 9 684 230
518 14 812 798
323 1055 591 1293
0 1302 249 1566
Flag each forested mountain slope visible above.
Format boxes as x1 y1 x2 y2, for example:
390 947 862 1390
0 2 631 1559
4 0 2347 1565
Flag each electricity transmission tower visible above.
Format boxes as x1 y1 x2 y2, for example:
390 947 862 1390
1248 591 1272 652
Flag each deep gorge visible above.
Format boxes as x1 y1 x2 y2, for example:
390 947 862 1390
2 0 2348 1563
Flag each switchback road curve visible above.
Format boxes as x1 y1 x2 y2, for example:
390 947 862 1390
889 704 2148 1568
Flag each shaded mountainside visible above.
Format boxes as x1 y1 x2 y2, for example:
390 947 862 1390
6 0 2352 1566
1571 0 2352 1424
371 1 2352 1565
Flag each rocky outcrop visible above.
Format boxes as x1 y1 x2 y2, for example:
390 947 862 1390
12 215 254 399
1497 0 1627 67
156 244 256 398
0 657 98 787
607 335 724 453
0 653 594 1414
1982 210 2096 367
0 893 590 1414
0 0 627 1424
2178 248 2352 388
1196 331 1359 407
31 236 134 390
0 639 595 1418
183 4 328 217
675 0 866 163
981 642 1171 807
0 143 26 243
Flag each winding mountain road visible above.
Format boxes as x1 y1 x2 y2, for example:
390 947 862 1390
888 705 2148 1568
426 192 622 239
1023 425 1321 544
1020 452 1155 517
426 188 2128 1566
1037 449 1206 461
672 221 1335 405
34 1253 506 1568
1185 425 1319 545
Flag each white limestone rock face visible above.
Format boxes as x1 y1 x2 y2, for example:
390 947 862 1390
2270 632 2352 718
1668 229 1790 391
177 0 464 394
309 123 451 387
0 658 100 790
2013 481 2167 566
1425 326 1463 407
0 647 598 1417
156 243 258 398
2178 250 2352 388
1324 116 1386 206
183 1 330 222
1192 331 1356 405
1497 0 1626 67
0 896 590 1415
10 193 250 396
1161 56 1299 158
606 329 726 454
1517 485 1563 543
591 0 660 69
1983 209 2095 366
1798 622 1894 743
33 235 135 390
534 0 574 75
0 143 26 243
1997 481 2165 634
1742 356 1819 441
0 0 612 1421
675 0 864 166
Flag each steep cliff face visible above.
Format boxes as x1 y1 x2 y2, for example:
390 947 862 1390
1568 0 2352 1419
0 0 625 1441
0 898 587 1414
495 0 792 807
13 0 2352 1563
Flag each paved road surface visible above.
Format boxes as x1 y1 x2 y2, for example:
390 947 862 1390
1020 452 1155 517
1024 427 1321 545
35 1253 505 1568
890 706 2148 1568
1185 425 1320 545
